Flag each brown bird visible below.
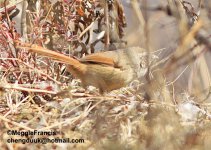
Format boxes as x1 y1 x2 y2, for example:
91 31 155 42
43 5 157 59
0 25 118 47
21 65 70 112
18 43 155 93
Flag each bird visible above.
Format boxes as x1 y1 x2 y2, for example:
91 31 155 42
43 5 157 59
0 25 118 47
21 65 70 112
17 43 156 93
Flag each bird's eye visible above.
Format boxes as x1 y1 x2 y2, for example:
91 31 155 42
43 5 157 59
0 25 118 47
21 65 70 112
140 58 147 68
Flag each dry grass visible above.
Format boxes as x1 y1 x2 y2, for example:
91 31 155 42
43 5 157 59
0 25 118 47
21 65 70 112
0 0 211 149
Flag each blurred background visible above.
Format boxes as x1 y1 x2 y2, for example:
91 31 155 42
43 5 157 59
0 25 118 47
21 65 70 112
0 0 211 149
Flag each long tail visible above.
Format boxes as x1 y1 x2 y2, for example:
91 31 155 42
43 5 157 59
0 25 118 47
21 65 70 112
17 42 82 67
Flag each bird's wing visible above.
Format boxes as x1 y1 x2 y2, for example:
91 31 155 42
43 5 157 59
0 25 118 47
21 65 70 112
79 53 116 67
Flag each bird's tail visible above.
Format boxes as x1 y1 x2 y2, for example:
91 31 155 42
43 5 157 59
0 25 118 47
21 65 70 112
16 42 82 67
16 41 87 76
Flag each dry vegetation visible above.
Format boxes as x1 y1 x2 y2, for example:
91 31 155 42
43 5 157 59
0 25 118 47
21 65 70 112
0 0 211 149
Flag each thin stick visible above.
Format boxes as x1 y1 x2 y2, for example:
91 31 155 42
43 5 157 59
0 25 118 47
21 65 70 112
166 65 189 86
104 1 110 50
4 96 30 117
78 22 94 39
0 115 34 130
0 83 57 94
